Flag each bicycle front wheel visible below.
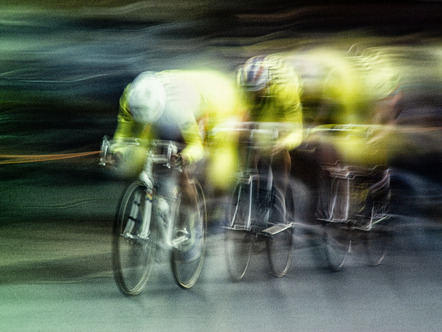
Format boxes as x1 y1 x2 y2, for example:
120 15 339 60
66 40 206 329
266 184 295 277
171 180 207 289
225 183 254 281
112 181 156 296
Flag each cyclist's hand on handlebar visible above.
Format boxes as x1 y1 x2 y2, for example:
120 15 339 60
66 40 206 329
105 143 126 167
271 142 287 156
171 153 187 168
110 150 124 167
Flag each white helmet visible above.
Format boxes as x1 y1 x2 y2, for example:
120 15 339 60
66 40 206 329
128 72 166 124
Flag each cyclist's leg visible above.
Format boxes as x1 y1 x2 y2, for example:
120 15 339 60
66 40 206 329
173 169 205 261
179 170 199 210
313 141 342 221
171 169 207 288
154 165 179 242
272 150 291 220
258 150 290 225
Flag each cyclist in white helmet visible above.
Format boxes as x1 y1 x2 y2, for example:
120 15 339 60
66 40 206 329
110 71 202 170
108 69 243 191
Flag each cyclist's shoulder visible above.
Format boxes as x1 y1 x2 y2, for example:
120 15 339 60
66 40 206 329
261 53 301 98
351 47 402 100
264 53 297 77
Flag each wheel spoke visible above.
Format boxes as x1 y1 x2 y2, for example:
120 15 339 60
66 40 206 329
225 184 253 281
112 182 156 296
172 180 207 288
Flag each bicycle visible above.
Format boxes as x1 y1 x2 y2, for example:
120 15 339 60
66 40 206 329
219 122 297 280
100 137 207 295
309 125 392 271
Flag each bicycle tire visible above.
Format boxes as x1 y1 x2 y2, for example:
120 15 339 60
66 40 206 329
112 181 156 296
364 228 390 266
225 183 254 281
266 183 295 277
323 224 351 272
171 179 207 289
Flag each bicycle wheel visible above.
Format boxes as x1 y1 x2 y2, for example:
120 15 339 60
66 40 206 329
171 180 207 289
225 183 254 281
112 181 156 296
266 184 295 277
323 224 351 272
364 228 391 266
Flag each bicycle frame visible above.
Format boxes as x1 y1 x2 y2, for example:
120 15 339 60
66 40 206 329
142 140 192 250
319 164 390 229
102 136 185 248
225 122 289 232
307 125 391 231
223 122 297 280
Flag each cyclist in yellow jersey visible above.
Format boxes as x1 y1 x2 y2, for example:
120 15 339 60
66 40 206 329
236 55 303 223
287 47 402 162
237 54 303 151
109 70 243 191
289 47 400 126
286 46 402 222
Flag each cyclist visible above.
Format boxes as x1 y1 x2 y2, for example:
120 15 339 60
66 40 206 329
287 46 402 128
236 54 303 224
105 70 244 246
108 69 243 188
287 46 402 223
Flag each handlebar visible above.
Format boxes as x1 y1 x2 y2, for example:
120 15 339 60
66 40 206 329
321 163 388 178
210 121 298 134
99 136 183 169
306 124 384 139
209 121 301 149
149 140 181 168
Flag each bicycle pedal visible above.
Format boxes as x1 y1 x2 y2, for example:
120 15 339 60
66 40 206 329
262 223 293 236
121 233 150 242
171 234 189 248
224 225 251 231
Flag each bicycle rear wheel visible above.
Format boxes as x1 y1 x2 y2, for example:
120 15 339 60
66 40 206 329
112 181 156 296
364 228 391 266
171 180 207 289
323 224 351 272
266 184 295 277
225 183 254 281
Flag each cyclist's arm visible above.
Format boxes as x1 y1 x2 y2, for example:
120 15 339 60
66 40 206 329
113 84 150 141
179 118 204 165
274 85 303 151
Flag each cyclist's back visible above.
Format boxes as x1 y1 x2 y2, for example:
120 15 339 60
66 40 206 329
286 46 401 127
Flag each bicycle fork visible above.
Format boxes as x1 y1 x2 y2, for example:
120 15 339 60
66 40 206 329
122 185 154 240
138 188 154 239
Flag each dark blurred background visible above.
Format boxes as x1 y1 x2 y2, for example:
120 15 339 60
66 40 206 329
0 1 440 148
1 0 441 214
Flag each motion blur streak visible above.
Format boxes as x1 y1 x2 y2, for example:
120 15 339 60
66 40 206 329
0 1 441 331
0 151 99 164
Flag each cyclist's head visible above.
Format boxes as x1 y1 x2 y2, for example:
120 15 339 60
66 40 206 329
237 55 271 93
128 72 166 124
